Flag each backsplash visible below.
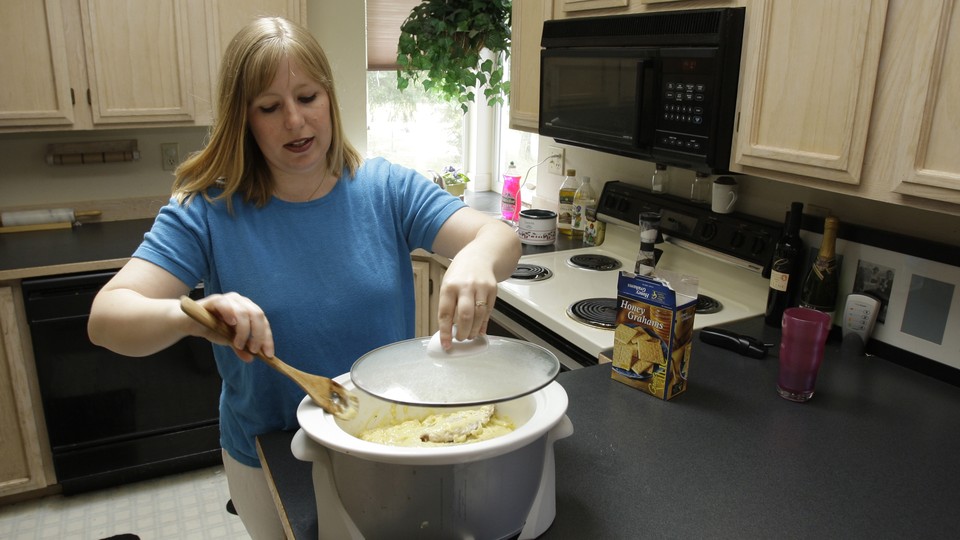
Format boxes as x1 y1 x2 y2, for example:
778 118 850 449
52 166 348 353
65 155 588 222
800 217 959 371
528 144 960 248
0 127 206 214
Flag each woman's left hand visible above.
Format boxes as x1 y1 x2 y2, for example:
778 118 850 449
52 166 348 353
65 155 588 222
432 208 521 349
437 255 499 345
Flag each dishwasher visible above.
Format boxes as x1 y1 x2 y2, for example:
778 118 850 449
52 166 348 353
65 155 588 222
21 270 222 494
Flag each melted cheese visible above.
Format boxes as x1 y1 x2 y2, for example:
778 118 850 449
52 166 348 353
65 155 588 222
358 405 515 447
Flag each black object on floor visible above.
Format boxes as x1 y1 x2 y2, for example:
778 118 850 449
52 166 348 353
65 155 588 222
226 499 237 515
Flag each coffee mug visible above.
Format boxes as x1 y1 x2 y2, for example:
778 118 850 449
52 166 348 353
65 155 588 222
712 176 738 214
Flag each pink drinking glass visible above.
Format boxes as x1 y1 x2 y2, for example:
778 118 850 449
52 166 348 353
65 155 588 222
777 307 832 402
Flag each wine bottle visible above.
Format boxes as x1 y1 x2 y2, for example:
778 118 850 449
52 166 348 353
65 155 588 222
799 216 840 318
764 202 805 327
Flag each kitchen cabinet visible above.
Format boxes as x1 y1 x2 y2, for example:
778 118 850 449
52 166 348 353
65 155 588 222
411 254 449 337
0 286 54 498
0 0 305 132
561 0 629 12
732 0 887 186
412 260 430 337
884 0 960 206
202 0 306 122
731 0 960 216
509 0 552 133
0 0 205 131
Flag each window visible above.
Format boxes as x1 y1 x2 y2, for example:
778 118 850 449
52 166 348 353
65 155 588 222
366 71 463 178
364 3 539 195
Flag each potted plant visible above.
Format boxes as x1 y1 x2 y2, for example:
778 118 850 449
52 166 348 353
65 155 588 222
396 0 511 113
432 165 470 199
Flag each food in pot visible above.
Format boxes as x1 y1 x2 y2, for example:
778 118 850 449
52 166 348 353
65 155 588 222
358 405 515 446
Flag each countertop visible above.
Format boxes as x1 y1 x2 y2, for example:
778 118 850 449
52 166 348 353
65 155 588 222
0 191 568 281
0 218 155 281
257 315 960 539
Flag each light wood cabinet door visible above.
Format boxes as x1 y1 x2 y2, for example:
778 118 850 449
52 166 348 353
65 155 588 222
412 260 430 338
560 0 628 12
888 0 960 205
203 0 306 113
80 0 197 125
0 0 201 130
0 287 52 498
733 0 888 185
0 0 76 128
0 0 303 131
509 0 552 133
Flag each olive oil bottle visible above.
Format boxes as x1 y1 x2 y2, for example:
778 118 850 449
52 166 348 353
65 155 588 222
558 169 579 237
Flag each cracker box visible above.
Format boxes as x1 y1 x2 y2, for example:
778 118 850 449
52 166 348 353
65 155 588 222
612 270 699 400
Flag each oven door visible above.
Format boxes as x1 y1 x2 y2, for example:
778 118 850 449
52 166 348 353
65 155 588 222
22 271 221 494
488 301 597 371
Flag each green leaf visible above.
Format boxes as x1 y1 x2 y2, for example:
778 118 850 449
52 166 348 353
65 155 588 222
391 0 510 107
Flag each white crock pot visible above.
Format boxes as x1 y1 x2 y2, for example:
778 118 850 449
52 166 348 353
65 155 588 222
292 373 573 540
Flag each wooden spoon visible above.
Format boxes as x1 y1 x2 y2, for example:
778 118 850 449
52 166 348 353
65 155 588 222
179 296 358 420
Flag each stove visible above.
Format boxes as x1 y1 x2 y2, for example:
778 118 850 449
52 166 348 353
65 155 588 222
492 182 780 369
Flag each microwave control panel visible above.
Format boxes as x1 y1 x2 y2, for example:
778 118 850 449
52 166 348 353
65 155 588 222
654 52 720 159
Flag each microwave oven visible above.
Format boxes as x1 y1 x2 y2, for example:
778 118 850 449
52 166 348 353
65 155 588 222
539 8 745 173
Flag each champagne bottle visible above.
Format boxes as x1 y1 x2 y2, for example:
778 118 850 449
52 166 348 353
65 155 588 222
764 202 805 327
799 216 840 318
558 169 580 237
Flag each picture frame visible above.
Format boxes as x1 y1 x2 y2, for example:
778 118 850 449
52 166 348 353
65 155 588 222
800 228 959 369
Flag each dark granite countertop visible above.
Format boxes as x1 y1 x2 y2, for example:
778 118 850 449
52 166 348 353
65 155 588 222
258 315 960 539
0 218 155 280
0 191 573 280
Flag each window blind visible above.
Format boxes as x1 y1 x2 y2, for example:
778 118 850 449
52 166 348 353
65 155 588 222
367 0 422 70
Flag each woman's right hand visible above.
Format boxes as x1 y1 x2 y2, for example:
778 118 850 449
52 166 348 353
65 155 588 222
190 293 275 362
89 259 275 362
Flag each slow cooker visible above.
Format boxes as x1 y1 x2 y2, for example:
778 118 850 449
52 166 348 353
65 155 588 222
292 373 573 539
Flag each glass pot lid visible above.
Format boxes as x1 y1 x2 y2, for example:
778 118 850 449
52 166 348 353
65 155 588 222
350 333 560 407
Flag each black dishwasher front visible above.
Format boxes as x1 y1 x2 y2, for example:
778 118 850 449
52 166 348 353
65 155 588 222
21 270 221 494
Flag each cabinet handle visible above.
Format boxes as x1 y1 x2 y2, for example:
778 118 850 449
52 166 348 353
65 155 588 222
70 88 75 105
86 89 91 105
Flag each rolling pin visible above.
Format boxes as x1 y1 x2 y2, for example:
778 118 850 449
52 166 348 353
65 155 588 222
0 209 102 233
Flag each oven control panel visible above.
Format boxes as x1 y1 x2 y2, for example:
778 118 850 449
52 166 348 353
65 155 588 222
596 181 781 269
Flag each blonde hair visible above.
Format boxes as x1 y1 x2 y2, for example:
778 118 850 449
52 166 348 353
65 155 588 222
174 17 362 208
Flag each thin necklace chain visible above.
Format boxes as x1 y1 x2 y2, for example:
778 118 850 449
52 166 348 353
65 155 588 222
304 172 330 202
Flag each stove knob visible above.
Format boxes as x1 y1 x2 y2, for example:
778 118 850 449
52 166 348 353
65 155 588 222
730 230 745 249
751 236 767 256
700 220 718 241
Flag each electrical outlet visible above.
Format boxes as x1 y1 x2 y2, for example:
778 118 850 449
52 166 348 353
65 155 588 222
161 143 179 171
546 146 565 175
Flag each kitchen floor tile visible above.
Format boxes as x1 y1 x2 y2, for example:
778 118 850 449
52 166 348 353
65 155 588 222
0 466 249 539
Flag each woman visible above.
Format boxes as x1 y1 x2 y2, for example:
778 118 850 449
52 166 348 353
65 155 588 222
88 17 520 538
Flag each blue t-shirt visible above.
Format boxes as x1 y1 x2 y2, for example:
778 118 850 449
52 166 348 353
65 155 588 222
134 157 465 466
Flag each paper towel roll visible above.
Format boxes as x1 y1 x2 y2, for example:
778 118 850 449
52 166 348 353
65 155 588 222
0 209 95 226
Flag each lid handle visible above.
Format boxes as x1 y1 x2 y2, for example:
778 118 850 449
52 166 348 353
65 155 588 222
426 330 489 358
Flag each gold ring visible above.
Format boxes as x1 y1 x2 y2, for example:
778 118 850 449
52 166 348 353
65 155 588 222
475 300 488 307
